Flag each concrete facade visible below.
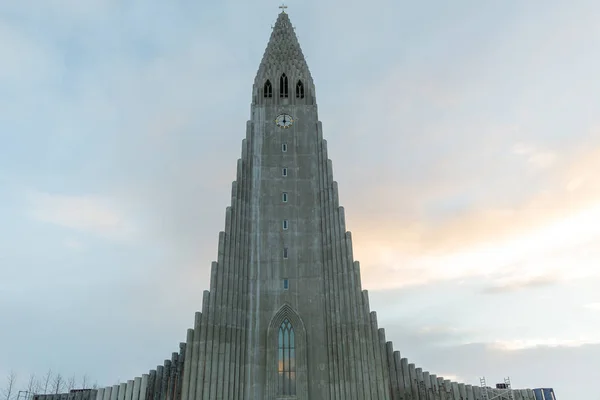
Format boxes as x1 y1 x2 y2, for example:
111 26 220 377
31 9 553 400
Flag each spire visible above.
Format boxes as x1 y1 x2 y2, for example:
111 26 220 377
254 9 312 85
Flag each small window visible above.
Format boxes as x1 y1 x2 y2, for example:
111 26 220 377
283 247 288 259
283 220 289 230
282 168 288 177
283 279 289 290
296 80 305 99
282 143 288 152
264 80 273 98
280 73 289 98
282 192 288 202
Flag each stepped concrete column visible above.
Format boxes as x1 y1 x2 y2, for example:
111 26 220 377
416 368 425 400
125 381 134 400
466 385 475 400
118 383 127 400
132 378 141 400
110 385 119 400
139 375 149 400
423 371 431 400
451 382 460 400
408 364 419 400
102 387 111 400
436 377 446 400
430 374 440 400
458 383 466 400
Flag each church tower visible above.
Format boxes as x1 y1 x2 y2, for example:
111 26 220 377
178 9 393 399
32 8 546 400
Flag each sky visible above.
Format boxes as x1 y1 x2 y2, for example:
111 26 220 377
1 0 599 398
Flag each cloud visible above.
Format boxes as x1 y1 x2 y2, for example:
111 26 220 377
583 302 600 311
25 190 135 240
482 274 559 294
511 143 557 170
64 238 85 250
490 339 600 351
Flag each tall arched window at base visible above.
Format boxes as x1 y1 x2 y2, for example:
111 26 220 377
264 80 273 98
296 80 305 99
280 73 289 98
278 319 296 395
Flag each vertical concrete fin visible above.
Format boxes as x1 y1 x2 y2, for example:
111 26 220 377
209 232 227 399
378 329 392 399
416 368 425 400
187 313 201 400
437 377 447 400
430 374 440 400
337 202 359 400
161 361 171 400
369 312 386 398
386 342 399 400
154 366 163 400
102 387 112 400
196 290 211 399
409 364 419 400
132 378 141 400
339 206 347 233
472 386 481 400
177 343 186 400
393 352 405 400
467 384 475 400
317 130 338 400
423 371 431 400
146 371 156 400
451 382 460 400
181 328 194 400
126 380 134 400
139 375 148 400
166 354 177 400
458 383 467 400
443 380 452 400
118 382 127 400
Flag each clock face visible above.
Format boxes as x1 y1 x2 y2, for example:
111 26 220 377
275 114 294 128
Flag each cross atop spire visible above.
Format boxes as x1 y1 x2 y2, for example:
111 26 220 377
279 3 288 13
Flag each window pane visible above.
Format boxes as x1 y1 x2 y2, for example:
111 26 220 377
290 348 296 371
290 372 296 395
278 348 283 372
290 329 295 347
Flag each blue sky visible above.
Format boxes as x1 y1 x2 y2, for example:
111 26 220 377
1 1 599 399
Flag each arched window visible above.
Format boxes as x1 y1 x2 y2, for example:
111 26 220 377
264 80 273 98
296 80 305 99
279 73 289 98
278 319 296 395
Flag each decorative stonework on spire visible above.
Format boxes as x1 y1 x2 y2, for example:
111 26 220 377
254 11 312 85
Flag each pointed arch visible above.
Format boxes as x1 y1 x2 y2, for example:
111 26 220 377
296 79 305 99
266 304 308 399
279 73 289 98
278 319 296 395
264 79 273 98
